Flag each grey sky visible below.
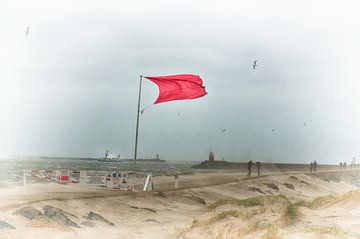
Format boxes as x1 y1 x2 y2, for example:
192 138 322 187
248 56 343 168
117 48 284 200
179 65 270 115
1 0 360 163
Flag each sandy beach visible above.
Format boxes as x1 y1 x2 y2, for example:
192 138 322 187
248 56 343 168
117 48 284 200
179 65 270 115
1 168 360 239
2 0 359 238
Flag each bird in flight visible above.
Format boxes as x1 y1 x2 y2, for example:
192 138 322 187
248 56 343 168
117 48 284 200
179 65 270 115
253 60 259 69
25 26 31 36
272 128 275 132
221 129 226 132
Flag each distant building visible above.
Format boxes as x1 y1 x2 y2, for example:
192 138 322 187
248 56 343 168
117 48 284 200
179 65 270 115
209 151 215 161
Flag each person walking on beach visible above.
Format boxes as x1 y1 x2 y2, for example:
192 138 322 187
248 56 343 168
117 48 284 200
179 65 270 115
340 162 343 171
310 162 313 172
313 160 318 172
344 162 347 170
256 162 261 176
247 160 253 177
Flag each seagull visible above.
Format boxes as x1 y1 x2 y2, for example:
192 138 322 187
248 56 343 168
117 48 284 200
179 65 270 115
25 26 30 36
272 129 275 132
221 129 226 132
253 60 259 69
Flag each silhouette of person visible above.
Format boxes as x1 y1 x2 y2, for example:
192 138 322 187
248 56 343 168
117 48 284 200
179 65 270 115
340 162 343 171
343 162 347 170
310 162 313 172
247 160 253 177
313 160 317 172
256 162 261 176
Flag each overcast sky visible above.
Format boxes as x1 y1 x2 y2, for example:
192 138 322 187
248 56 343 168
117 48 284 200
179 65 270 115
1 0 360 163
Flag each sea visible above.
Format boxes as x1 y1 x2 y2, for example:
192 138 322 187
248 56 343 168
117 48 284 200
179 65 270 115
0 158 198 186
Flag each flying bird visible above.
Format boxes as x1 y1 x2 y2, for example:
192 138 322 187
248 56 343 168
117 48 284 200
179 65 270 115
253 60 259 69
25 26 30 36
272 129 275 132
221 129 226 132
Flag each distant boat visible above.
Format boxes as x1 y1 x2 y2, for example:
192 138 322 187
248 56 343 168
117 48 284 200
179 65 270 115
98 150 122 162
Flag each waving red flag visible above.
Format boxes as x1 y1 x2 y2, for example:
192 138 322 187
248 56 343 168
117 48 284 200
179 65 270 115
144 74 207 104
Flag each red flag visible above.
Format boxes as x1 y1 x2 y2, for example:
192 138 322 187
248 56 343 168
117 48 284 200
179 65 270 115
144 74 207 104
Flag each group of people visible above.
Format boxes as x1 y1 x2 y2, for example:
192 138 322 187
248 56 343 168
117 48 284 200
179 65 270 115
247 160 261 177
309 160 318 172
339 160 359 170
208 152 262 177
339 162 347 171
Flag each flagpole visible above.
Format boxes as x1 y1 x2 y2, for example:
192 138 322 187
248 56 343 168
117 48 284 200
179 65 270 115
134 75 143 172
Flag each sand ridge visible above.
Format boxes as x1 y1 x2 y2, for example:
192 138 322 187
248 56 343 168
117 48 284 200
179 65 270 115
0 170 360 238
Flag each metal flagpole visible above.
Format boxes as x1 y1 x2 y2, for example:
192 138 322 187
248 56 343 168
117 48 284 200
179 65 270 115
134 75 143 172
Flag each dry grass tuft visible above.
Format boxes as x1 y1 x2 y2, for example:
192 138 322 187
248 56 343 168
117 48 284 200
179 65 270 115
209 210 241 223
191 210 243 228
307 190 360 209
307 226 347 238
281 203 300 225
307 194 338 209
260 226 282 239
209 197 264 209
209 195 291 209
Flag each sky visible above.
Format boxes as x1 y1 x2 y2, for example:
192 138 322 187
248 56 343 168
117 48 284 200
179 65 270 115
0 0 360 163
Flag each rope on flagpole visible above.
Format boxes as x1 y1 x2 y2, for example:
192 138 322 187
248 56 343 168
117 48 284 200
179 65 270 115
140 104 153 114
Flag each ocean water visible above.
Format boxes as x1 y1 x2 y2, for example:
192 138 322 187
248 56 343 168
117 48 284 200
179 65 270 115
0 158 198 186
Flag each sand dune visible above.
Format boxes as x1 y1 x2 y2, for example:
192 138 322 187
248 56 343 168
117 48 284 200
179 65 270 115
1 170 360 239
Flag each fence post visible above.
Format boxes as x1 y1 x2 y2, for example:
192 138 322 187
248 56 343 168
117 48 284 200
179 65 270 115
143 173 153 191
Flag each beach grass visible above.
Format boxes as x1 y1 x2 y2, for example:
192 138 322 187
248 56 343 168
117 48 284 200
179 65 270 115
283 203 299 224
307 190 360 209
307 226 347 238
209 194 291 209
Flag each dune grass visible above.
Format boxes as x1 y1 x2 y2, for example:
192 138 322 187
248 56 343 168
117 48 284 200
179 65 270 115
260 226 282 239
209 195 291 209
191 210 243 228
209 197 264 209
282 190 360 225
209 210 242 223
286 203 298 221
307 226 347 238
306 194 338 209
307 190 360 209
184 191 360 238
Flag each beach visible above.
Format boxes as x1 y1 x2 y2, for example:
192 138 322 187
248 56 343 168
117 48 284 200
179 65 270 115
1 167 360 239
2 0 359 238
